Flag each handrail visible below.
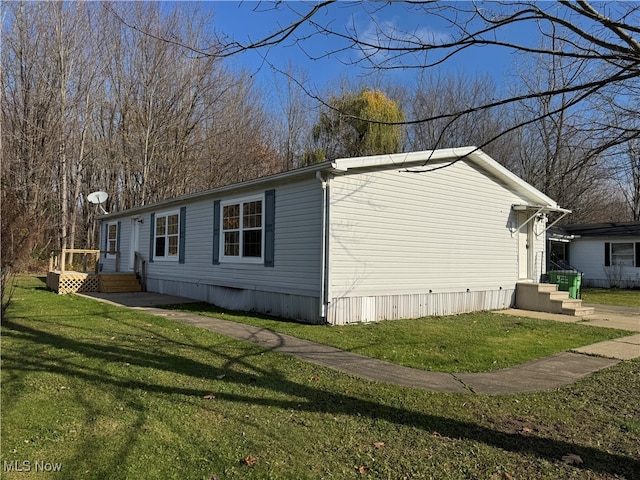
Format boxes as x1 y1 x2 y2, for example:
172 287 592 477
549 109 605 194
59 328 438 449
133 251 147 291
548 258 582 273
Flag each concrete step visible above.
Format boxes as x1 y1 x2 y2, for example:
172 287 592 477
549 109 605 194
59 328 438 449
548 291 570 301
536 283 559 293
562 305 595 316
516 282 590 316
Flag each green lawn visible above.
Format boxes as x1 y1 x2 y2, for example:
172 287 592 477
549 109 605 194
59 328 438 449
168 303 630 373
582 288 640 307
2 276 639 479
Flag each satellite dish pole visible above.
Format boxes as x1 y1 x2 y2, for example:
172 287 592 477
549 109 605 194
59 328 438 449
87 191 109 215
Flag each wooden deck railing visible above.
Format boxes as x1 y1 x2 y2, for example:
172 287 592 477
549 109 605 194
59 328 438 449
49 249 120 273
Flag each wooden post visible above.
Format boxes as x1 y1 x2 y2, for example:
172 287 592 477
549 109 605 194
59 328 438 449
61 249 66 273
49 255 54 272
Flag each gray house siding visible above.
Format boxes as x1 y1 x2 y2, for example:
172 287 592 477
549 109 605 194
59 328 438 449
102 175 324 323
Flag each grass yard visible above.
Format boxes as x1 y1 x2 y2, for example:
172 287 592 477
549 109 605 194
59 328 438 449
2 276 639 480
168 303 631 373
582 288 640 307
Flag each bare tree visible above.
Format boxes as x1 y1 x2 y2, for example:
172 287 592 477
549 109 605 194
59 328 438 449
2 1 62 269
272 63 315 170
1 1 283 269
203 1 639 219
407 73 518 160
613 140 640 221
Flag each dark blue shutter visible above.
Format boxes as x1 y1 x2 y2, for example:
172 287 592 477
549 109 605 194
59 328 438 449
179 207 186 264
635 243 640 267
103 223 108 258
264 189 275 267
604 242 610 267
212 200 220 265
149 213 155 263
116 221 121 253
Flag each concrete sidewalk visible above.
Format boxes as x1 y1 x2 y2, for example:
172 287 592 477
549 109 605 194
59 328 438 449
78 292 638 395
497 305 639 361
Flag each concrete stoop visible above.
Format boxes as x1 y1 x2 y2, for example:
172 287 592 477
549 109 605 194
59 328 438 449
515 282 595 316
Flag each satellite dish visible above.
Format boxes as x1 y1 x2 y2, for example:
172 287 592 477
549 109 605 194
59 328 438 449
87 191 109 214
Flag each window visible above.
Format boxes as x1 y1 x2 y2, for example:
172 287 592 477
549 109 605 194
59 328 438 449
611 242 634 266
154 211 180 259
221 196 263 261
107 223 118 257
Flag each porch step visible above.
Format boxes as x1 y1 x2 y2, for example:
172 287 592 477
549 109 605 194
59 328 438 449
516 282 593 317
563 305 596 316
99 273 142 293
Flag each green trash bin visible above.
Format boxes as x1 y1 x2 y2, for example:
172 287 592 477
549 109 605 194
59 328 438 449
549 270 582 299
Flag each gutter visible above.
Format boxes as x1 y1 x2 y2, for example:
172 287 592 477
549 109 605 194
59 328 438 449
316 171 329 321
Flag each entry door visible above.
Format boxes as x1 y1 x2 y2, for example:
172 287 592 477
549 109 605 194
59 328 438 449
129 218 140 270
517 212 533 280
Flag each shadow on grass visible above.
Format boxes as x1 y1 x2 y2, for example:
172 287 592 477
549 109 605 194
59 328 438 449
2 317 639 479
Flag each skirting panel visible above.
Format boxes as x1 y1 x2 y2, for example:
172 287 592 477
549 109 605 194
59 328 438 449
145 278 322 324
327 289 516 325
47 271 100 294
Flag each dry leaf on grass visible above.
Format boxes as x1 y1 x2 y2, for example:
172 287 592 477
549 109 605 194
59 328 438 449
203 394 216 400
243 455 257 466
562 453 583 465
357 465 370 474
373 441 385 449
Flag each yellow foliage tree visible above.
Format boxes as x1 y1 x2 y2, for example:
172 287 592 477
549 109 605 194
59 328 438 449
310 88 405 160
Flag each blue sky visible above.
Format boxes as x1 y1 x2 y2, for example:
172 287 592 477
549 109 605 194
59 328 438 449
201 1 533 94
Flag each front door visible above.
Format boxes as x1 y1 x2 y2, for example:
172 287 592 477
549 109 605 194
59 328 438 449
517 212 533 280
129 218 140 271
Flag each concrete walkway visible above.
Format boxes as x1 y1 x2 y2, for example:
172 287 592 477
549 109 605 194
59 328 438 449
79 292 639 395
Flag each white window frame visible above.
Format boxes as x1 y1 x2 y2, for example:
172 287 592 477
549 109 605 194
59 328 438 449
154 210 180 262
106 222 118 259
610 242 635 266
220 194 264 264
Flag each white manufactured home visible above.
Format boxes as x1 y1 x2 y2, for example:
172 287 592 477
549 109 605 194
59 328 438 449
552 222 640 288
98 147 567 324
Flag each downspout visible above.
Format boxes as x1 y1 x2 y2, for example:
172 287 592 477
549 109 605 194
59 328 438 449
316 171 329 321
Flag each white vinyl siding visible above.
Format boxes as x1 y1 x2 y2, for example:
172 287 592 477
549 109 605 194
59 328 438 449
570 237 640 288
328 160 538 298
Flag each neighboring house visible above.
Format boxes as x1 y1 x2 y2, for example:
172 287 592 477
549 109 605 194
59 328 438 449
551 222 640 288
98 147 567 324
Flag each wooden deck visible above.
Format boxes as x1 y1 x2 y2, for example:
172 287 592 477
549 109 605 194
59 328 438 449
47 271 142 294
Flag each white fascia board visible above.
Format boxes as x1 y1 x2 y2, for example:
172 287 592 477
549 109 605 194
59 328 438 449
333 146 561 209
332 146 478 171
468 149 559 208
